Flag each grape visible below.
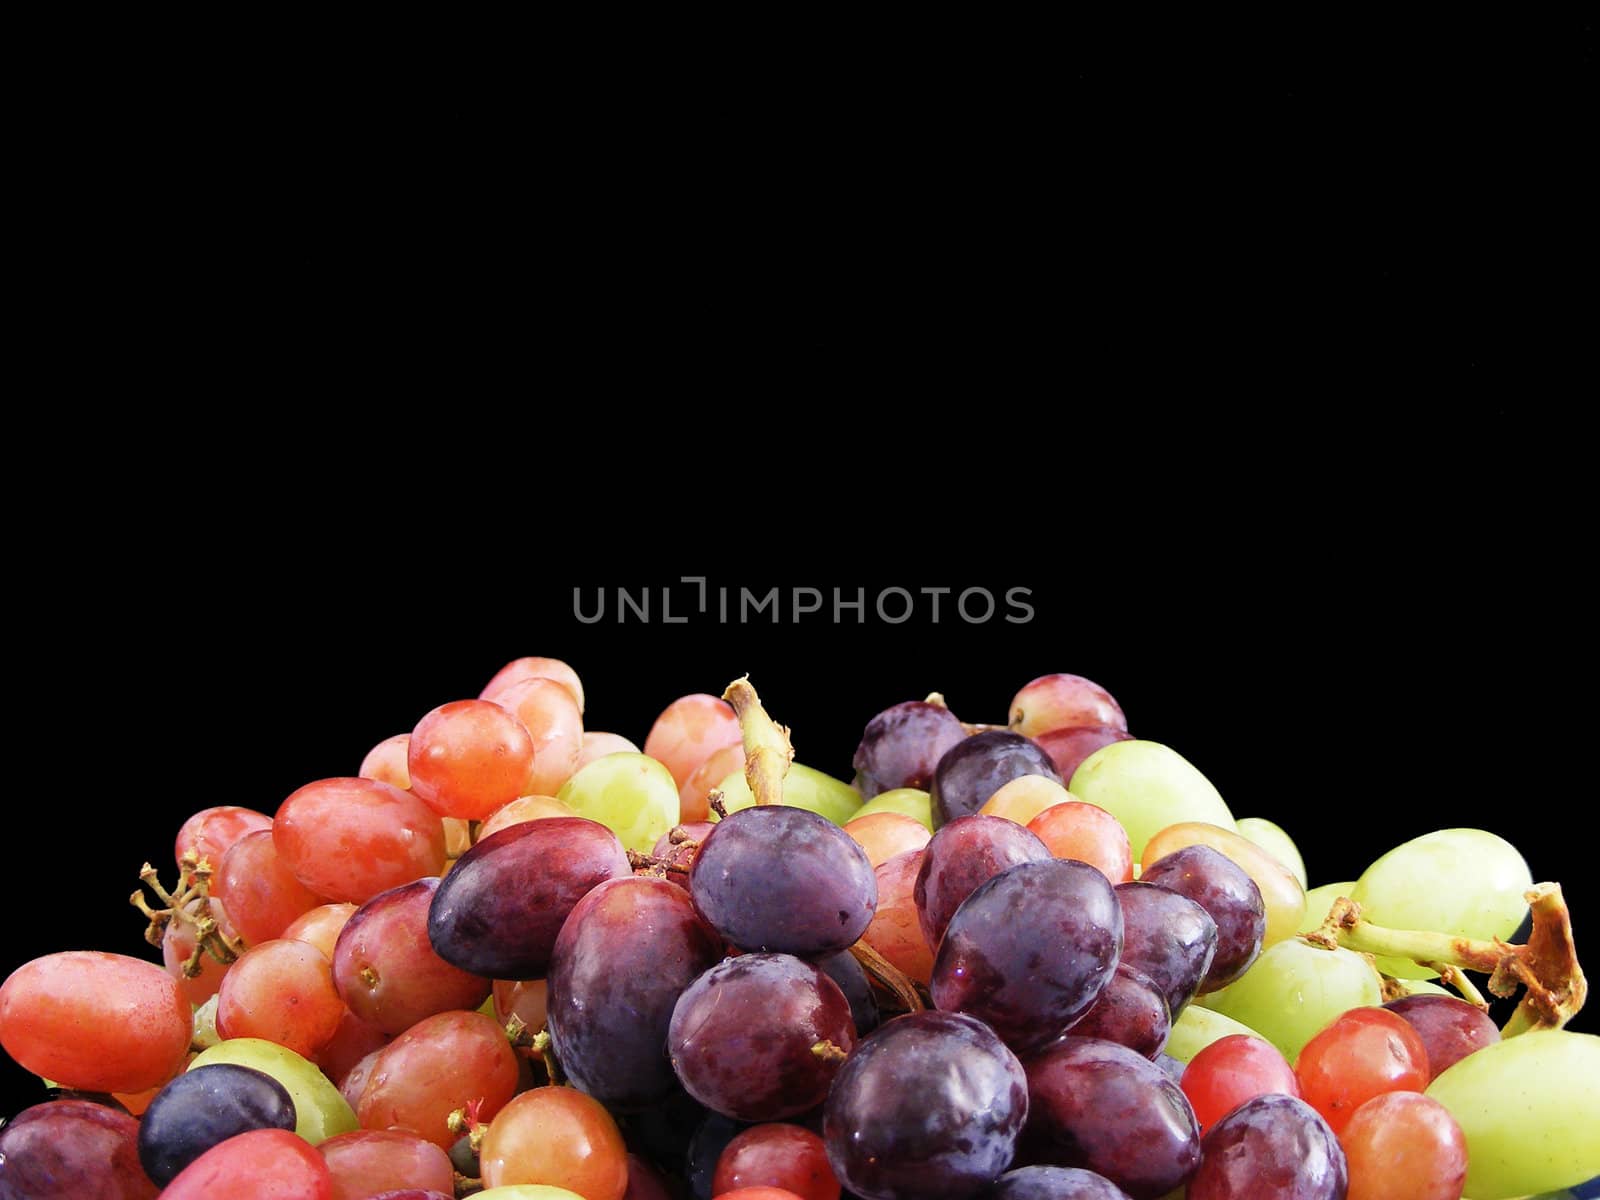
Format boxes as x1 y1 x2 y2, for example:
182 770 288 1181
931 859 1122 1054
273 778 447 905
1340 1092 1466 1200
814 948 879 1036
712 1123 839 1200
493 978 549 1033
283 902 359 960
1235 816 1309 888
644 693 743 788
860 849 935 985
358 1010 521 1149
852 700 969 798
558 752 682 853
367 1193 455 1200
0 1099 158 1199
137 1063 296 1184
340 1047 383 1112
1179 1034 1299 1132
191 994 220 1050
842 811 930 867
159 1128 334 1199
1065 964 1170 1059
1349 828 1533 979
191 1038 359 1143
688 1113 749 1200
1067 740 1234 860
1205 939 1383 1063
1141 823 1305 949
495 677 585 796
547 876 723 1109
319 1130 456 1200
359 734 413 789
475 1188 587 1199
1115 881 1219 1016
481 655 585 713
1154 1052 1187 1083
479 794 579 840
479 1086 629 1200
1382 993 1500 1081
930 730 1061 828
313 1006 390 1087
216 938 345 1058
1160 997 1259 1064
1186 1094 1346 1200
175 805 273 869
979 1166 1132 1198
625 1154 676 1200
823 1010 1028 1200
915 814 1050 948
1025 801 1134 885
162 896 239 1005
576 731 639 768
1426 1030 1600 1200
669 954 855 1122
682 743 745 822
0 951 191 1093
1034 725 1133 784
1140 845 1265 991
689 806 876 957
216 828 328 944
407 699 537 820
711 763 863 826
333 878 490 1035
848 787 934 831
427 816 630 978
1022 1036 1201 1199
1008 673 1126 738
978 775 1074 825
1297 881 1357 935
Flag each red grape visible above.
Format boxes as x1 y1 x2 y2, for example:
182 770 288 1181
216 938 345 1058
1381 993 1500 1081
1140 845 1264 992
680 742 744 822
1025 801 1134 885
319 1130 455 1200
931 731 1061 828
1294 1007 1430 1135
713 1123 839 1200
495 676 584 796
644 693 742 789
860 849 934 985
1187 1094 1346 1199
852 700 968 798
358 1010 519 1148
359 733 412 789
161 1128 333 1199
215 828 327 944
479 793 577 839
274 777 447 904
282 902 359 960
1338 1091 1466 1200
1180 1033 1300 1132
479 1086 629 1199
576 730 639 770
1034 724 1133 784
162 896 239 1005
1007 673 1127 738
481 655 585 713
408 699 536 820
175 805 272 869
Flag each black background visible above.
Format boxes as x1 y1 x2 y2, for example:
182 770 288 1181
4 18 1592 1121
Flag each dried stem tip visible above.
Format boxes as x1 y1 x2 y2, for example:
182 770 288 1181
722 676 794 807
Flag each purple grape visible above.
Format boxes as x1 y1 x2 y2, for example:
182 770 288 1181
1065 964 1170 1059
1382 993 1501 1080
980 1165 1133 1198
930 730 1062 828
853 699 969 798
0 1100 158 1199
668 953 854 1122
931 859 1122 1053
1023 1037 1201 1200
915 814 1051 948
548 876 724 1109
1114 882 1218 1016
137 1063 296 1185
1187 1094 1347 1200
427 816 630 978
689 805 877 957
815 947 880 1036
823 1010 1029 1200
1138 846 1264 992
686 1112 747 1200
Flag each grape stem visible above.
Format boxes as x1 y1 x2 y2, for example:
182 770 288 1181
1306 883 1586 1034
722 677 793 806
130 853 244 974
849 938 926 1015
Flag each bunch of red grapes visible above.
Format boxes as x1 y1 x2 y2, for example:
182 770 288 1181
1 659 1594 1200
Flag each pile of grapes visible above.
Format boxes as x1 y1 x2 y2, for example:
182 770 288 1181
2 660 1595 1200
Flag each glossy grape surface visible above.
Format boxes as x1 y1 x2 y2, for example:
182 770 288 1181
1186 1094 1346 1200
932 859 1122 1053
1339 1091 1467 1200
0 1099 158 1199
712 1123 839 1200
1141 822 1305 948
914 814 1050 949
1382 993 1500 1081
558 752 683 853
160 1128 334 1199
216 828 328 944
979 1166 1132 1198
495 677 585 796
358 1010 521 1149
175 805 273 869
1115 881 1218 1017
1294 1007 1429 1135
1033 725 1133 785
930 731 1061 828
138 1063 296 1184
860 850 935 984
1179 1033 1299 1132
1008 674 1127 738
480 655 585 713
190 1038 359 1143
644 693 743 789
273 777 447 904
319 1130 456 1200
408 699 536 820
852 700 969 798
848 788 934 831
1235 816 1309 889
1024 801 1134 885
216 938 344 1058
1206 939 1383 1064
479 1086 629 1200
428 816 629 978
1140 845 1265 991
823 1010 1028 1200
1065 963 1170 1059
1068 740 1234 860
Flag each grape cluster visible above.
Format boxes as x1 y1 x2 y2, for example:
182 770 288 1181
1 662 1596 1200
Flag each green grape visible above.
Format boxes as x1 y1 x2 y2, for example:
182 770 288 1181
1297 881 1358 935
1165 1002 1260 1063
1351 828 1532 980
475 1189 587 1199
1427 1030 1600 1200
1068 739 1235 860
189 1037 358 1143
1236 816 1308 888
1206 938 1382 1062
556 752 679 853
849 787 934 831
710 762 862 825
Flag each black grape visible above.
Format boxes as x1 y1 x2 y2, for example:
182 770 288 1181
930 731 1061 828
853 700 969 798
137 1063 296 1185
1114 881 1219 1016
1186 1094 1347 1200
915 814 1050 949
1140 845 1265 992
